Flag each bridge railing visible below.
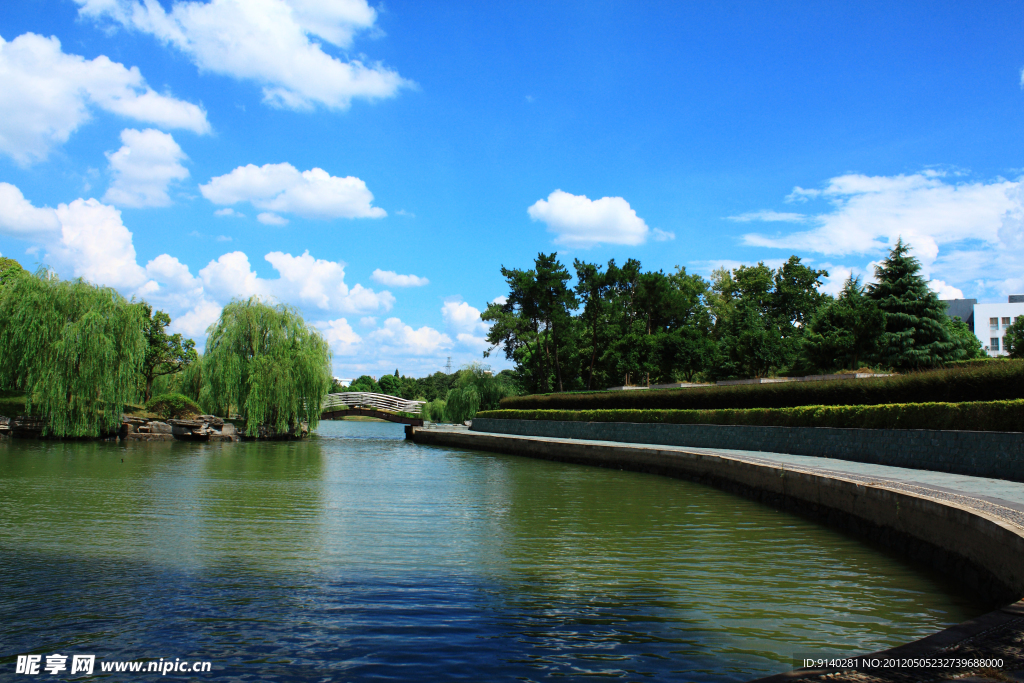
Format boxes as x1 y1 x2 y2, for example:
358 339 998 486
322 392 426 415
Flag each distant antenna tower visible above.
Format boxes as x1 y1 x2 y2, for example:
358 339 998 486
445 356 452 374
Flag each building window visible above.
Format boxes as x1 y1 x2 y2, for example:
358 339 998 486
991 317 999 330
1002 317 1011 327
991 338 1000 352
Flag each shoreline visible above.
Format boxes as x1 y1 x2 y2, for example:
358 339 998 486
410 425 1024 682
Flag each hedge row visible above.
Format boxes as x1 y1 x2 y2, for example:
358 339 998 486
499 360 1024 411
478 398 1024 433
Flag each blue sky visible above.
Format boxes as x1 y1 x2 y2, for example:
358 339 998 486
2 1 1024 378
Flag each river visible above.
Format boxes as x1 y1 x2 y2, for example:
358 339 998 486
0 420 984 681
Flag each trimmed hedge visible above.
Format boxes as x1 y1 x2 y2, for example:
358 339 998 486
499 361 1024 411
478 398 1024 433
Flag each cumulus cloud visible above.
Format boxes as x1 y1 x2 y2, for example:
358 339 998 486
527 190 653 247
441 300 487 335
319 318 362 356
51 199 148 288
0 183 61 236
371 269 429 287
201 163 386 220
928 279 965 300
738 171 1024 297
368 317 451 356
103 128 189 207
198 249 395 314
0 32 209 164
76 0 411 111
214 207 243 217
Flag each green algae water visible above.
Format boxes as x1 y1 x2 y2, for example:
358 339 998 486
0 421 984 681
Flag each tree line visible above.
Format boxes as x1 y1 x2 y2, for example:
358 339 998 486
0 259 331 437
483 239 997 395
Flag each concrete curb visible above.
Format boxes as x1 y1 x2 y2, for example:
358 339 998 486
410 426 1024 683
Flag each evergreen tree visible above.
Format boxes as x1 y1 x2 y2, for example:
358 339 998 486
0 271 147 436
867 238 959 370
202 297 332 436
802 276 883 371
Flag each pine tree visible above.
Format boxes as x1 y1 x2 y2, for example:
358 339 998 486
802 276 883 371
868 238 959 370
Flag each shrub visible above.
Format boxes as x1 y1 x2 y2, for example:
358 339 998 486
144 393 202 419
500 361 1024 412
479 399 1024 433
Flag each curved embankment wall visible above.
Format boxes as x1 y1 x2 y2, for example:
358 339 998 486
471 417 1024 482
411 423 1024 680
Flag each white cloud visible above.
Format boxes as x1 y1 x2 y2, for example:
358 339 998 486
371 269 429 287
76 0 410 111
739 171 1024 297
652 228 675 241
103 128 189 207
201 163 386 219
368 317 451 356
728 210 809 222
0 32 209 164
51 198 147 288
198 249 395 314
214 207 243 217
928 279 965 300
257 212 289 226
441 300 487 335
319 317 362 356
491 295 508 305
527 190 652 247
442 300 491 353
0 183 60 237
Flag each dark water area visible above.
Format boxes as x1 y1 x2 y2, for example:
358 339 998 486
0 421 984 681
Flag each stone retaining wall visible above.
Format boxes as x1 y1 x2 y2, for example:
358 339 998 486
470 418 1024 481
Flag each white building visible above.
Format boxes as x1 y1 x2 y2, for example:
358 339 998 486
974 296 1024 356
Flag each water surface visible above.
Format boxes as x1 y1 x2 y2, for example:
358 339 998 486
0 421 984 681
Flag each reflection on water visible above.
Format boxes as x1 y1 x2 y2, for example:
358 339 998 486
0 421 984 681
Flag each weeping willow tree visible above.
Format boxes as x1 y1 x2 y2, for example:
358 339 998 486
202 298 332 437
0 271 147 436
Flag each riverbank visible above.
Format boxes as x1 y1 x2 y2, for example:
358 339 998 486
410 425 1024 682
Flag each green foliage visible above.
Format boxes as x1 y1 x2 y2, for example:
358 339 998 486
1005 316 1024 359
0 271 146 436
202 297 332 437
454 362 515 411
480 398 1024 433
802 276 884 372
377 373 400 396
421 398 447 422
868 238 959 369
946 316 985 360
501 360 1024 411
444 386 480 424
712 256 829 379
140 304 198 402
144 393 202 419
347 375 382 393
0 257 27 286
